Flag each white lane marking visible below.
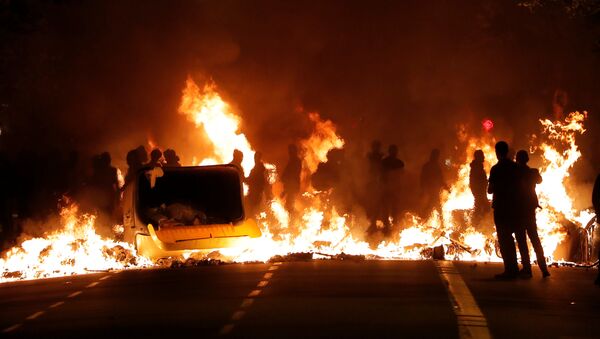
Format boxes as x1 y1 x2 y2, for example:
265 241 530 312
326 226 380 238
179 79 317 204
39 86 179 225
99 275 111 281
86 281 100 288
240 298 254 308
436 261 492 339
67 291 82 298
2 323 22 333
219 324 235 336
248 289 261 297
231 310 245 321
220 264 282 336
26 311 45 320
49 301 65 309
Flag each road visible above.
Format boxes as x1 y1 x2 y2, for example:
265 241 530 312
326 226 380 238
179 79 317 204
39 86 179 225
1 260 599 338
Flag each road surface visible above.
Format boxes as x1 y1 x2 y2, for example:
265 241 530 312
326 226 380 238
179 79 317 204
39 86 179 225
1 260 599 338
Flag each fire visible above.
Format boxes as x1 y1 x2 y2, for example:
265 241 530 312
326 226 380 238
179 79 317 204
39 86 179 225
300 112 345 174
178 77 255 176
1 204 151 283
0 78 594 284
535 111 593 260
176 80 593 265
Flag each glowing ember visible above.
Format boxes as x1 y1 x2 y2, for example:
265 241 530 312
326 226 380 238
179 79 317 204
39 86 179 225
1 204 151 283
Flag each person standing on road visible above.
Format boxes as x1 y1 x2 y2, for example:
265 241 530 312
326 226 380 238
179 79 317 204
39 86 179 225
381 144 405 236
469 149 490 226
488 141 520 280
420 149 447 219
593 172 600 285
281 144 302 217
515 150 549 278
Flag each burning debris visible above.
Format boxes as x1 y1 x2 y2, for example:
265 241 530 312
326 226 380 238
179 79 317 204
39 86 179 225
0 78 596 284
0 204 151 283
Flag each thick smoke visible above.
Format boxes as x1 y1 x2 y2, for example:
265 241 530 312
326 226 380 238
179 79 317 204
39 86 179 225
1 0 599 190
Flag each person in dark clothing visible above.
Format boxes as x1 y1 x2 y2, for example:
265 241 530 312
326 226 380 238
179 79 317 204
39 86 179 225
593 173 600 285
281 144 302 216
515 150 549 278
163 149 181 167
146 149 163 167
381 145 405 235
312 149 344 192
366 141 384 235
246 152 270 215
89 152 119 220
125 149 143 185
469 150 490 226
136 145 148 165
420 149 447 219
488 141 521 279
230 149 244 174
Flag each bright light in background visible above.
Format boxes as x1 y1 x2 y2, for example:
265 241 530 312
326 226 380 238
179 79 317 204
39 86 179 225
482 119 494 132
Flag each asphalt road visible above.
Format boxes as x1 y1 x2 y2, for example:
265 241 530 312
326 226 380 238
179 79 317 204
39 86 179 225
1 260 599 338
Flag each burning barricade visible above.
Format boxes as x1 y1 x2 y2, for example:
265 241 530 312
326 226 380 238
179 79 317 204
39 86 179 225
0 77 597 284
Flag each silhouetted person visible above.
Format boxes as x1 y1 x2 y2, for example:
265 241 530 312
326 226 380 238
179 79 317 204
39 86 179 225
469 150 490 226
380 145 404 235
312 149 344 192
136 145 148 165
125 149 143 185
90 152 119 219
163 149 181 167
247 152 270 215
488 141 520 279
146 148 163 167
420 149 447 219
281 144 302 215
516 150 549 278
230 149 244 174
0 152 14 248
366 140 384 235
593 172 600 285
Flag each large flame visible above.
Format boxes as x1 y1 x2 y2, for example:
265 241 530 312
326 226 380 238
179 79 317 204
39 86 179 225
0 79 593 283
1 204 151 283
178 77 255 175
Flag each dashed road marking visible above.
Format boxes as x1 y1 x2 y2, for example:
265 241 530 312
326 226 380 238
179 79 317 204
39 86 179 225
67 291 83 298
25 311 45 320
436 261 492 339
86 281 100 288
49 301 65 309
231 310 246 321
2 323 22 333
2 273 113 333
219 263 282 336
240 298 254 308
248 289 262 297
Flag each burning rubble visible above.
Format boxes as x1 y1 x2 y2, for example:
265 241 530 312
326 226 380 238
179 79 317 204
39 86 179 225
0 203 152 283
0 78 596 283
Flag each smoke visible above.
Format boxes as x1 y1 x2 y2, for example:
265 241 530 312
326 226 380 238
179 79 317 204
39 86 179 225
1 0 599 180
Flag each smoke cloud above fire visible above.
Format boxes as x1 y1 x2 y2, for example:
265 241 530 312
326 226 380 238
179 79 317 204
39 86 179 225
1 0 599 178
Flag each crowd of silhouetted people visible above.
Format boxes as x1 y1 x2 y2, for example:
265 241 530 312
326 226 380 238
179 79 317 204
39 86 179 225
1 141 600 283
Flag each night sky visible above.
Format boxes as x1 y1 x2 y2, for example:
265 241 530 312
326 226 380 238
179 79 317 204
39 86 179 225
1 0 599 179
